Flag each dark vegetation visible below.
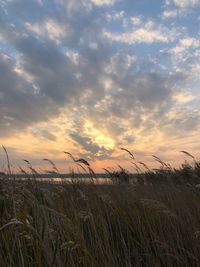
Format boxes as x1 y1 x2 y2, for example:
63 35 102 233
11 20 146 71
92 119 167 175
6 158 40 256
1 147 200 266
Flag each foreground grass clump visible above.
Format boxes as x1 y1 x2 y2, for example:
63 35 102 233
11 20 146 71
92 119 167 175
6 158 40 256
1 179 200 266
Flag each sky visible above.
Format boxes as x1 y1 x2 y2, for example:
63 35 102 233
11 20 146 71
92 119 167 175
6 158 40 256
0 0 200 173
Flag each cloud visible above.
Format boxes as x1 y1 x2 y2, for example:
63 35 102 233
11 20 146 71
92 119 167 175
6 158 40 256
166 0 200 8
161 106 200 136
0 0 113 136
69 132 113 160
104 19 178 44
0 51 56 137
162 9 178 18
164 0 200 17
25 19 70 44
0 28 85 137
90 0 116 6
130 16 142 26
0 0 111 141
32 129 57 141
0 0 200 164
170 38 200 54
173 91 195 103
109 72 184 110
160 37 200 75
105 11 125 22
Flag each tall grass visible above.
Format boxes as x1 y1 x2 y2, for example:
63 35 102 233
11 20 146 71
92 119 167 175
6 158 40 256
1 148 200 266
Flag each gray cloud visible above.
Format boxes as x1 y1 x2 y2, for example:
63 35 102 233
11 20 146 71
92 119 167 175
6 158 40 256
0 2 112 139
0 53 47 135
160 107 200 137
32 129 57 141
69 132 112 158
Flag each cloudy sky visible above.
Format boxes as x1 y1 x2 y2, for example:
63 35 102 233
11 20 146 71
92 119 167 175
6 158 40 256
0 0 200 172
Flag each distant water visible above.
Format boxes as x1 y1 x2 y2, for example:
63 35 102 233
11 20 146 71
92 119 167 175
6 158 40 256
1 173 137 184
0 175 112 184
37 177 112 184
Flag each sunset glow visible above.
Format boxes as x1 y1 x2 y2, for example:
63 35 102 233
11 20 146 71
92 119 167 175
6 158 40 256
0 0 200 172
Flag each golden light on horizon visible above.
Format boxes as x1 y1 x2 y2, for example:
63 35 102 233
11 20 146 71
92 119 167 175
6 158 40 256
83 121 115 150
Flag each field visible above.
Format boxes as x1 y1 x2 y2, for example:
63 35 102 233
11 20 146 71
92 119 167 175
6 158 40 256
1 150 200 266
